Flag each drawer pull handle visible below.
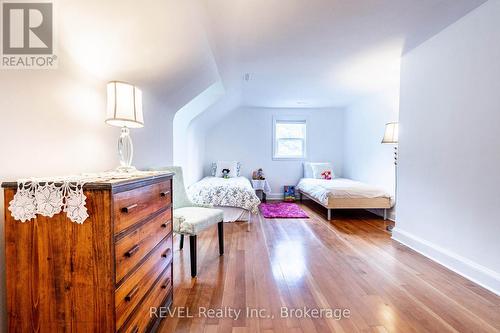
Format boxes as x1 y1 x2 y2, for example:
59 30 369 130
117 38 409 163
161 277 171 289
131 326 139 333
161 221 170 228
124 245 140 257
121 204 138 213
161 248 171 258
125 285 140 302
160 190 170 197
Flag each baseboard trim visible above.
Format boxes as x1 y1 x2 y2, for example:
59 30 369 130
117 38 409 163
266 193 285 200
392 228 500 296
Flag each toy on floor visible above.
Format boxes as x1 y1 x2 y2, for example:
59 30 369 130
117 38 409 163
284 185 296 202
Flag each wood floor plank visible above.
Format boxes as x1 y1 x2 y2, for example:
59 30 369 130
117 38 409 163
159 203 500 333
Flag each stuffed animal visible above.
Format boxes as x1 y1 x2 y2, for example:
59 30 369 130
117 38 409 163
252 168 266 180
222 168 230 179
321 170 332 180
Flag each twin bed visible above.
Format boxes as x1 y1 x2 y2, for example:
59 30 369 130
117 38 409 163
296 177 392 220
188 176 260 222
188 161 392 222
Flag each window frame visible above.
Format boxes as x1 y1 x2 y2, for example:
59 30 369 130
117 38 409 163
272 116 308 160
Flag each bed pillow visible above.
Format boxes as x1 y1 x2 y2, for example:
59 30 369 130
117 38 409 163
303 162 314 178
211 162 241 177
311 163 335 180
214 161 240 178
210 163 217 176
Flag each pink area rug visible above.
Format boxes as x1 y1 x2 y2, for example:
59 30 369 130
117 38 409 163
259 202 309 219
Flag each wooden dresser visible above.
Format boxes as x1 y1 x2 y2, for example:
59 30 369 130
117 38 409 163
2 173 174 333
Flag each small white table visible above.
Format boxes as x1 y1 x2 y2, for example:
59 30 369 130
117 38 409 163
251 179 271 202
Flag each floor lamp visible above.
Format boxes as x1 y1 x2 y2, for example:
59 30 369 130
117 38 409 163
382 122 399 232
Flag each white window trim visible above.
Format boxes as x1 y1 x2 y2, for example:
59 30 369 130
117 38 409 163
272 116 308 160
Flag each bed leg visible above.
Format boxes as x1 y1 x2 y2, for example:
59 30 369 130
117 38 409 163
383 209 387 221
299 192 303 202
327 209 332 221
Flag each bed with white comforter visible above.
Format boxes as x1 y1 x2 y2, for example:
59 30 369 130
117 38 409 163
296 178 392 206
188 177 260 222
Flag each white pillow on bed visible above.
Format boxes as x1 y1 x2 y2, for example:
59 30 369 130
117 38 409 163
214 161 239 178
211 162 241 177
303 162 314 178
310 162 335 180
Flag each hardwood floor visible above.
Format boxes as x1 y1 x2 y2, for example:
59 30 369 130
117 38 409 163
159 202 500 333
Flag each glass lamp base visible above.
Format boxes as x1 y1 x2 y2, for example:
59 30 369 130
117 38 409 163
117 127 136 172
116 165 138 173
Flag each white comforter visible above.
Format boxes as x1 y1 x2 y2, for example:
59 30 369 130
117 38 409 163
188 177 260 214
296 178 391 206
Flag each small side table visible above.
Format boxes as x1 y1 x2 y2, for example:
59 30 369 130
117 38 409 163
251 179 271 202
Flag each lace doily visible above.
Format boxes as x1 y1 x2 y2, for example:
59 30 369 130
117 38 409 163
8 171 167 224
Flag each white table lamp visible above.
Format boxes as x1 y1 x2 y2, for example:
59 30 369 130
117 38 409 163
105 81 144 172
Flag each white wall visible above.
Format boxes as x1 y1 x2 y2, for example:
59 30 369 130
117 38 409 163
343 91 400 219
204 107 345 197
394 0 500 294
185 121 208 184
173 81 225 185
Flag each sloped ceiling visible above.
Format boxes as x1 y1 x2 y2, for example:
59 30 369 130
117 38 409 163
60 0 220 112
201 0 486 109
57 0 487 133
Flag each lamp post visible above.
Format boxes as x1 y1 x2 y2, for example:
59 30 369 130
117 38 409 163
105 81 144 172
382 122 398 231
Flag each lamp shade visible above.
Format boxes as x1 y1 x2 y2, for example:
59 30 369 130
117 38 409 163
381 122 398 144
105 81 144 128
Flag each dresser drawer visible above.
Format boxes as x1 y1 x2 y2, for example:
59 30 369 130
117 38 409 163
115 234 173 329
119 265 172 333
114 180 172 234
115 209 172 283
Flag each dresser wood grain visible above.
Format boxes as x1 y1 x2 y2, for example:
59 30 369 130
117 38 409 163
2 173 174 333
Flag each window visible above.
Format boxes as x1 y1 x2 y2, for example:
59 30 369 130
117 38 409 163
273 118 307 159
